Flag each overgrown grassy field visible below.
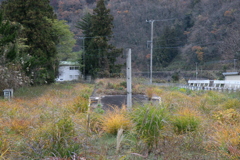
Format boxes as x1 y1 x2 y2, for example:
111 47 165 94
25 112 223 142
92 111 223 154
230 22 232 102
0 79 240 159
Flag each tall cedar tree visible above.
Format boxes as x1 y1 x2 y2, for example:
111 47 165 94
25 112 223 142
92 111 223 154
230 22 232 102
1 0 58 84
77 0 122 78
0 11 19 65
76 13 92 77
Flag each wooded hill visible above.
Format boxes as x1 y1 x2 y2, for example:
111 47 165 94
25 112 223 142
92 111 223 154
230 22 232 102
1 0 239 72
48 0 240 72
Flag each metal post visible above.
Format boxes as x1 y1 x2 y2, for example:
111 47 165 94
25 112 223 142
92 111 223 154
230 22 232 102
126 48 132 111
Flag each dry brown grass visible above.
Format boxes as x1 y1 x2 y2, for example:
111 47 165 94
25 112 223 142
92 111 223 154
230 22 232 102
0 79 240 159
101 105 132 135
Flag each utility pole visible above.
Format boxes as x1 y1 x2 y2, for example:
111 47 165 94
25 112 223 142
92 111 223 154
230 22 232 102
149 20 154 84
146 18 175 84
196 62 198 80
79 37 86 79
126 48 132 111
234 59 237 71
79 36 101 80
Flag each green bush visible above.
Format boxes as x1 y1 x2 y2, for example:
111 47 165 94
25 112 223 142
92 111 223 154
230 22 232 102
119 81 127 88
106 82 114 89
172 109 201 134
221 98 240 109
131 104 169 150
35 117 80 158
49 117 77 157
205 91 226 105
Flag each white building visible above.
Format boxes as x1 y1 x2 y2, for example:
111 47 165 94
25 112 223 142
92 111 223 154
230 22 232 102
222 72 240 81
56 61 81 81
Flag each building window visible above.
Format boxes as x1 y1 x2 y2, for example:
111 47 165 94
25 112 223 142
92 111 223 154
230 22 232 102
69 66 79 70
70 75 73 79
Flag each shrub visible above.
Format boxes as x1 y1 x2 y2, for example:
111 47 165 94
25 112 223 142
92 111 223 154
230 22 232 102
73 96 89 113
96 81 104 87
172 72 179 82
131 104 169 150
101 106 132 135
146 88 154 100
221 99 240 109
179 88 187 93
0 138 8 158
213 109 240 124
205 91 226 105
119 81 127 88
88 112 104 133
153 88 163 96
172 108 201 134
211 123 240 159
94 107 105 114
10 119 31 134
106 82 115 89
38 117 78 158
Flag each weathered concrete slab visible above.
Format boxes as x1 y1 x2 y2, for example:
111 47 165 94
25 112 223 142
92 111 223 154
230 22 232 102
100 94 148 110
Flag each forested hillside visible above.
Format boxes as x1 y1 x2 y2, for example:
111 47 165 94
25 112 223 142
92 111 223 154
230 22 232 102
49 0 240 71
1 0 240 73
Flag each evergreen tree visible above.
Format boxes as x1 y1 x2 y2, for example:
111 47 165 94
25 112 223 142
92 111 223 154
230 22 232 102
1 0 58 84
153 27 179 68
0 11 19 65
76 13 93 77
77 0 122 78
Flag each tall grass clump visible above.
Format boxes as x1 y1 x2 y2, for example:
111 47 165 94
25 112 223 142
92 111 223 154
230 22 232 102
152 88 163 96
213 109 240 124
171 108 201 134
34 117 79 158
9 118 31 134
73 96 89 113
0 138 8 158
146 87 154 100
205 91 226 105
221 98 240 109
161 91 192 109
101 106 132 135
131 104 169 151
210 123 240 159
86 111 104 134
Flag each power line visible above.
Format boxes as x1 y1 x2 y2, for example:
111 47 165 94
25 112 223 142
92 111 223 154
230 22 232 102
149 41 224 49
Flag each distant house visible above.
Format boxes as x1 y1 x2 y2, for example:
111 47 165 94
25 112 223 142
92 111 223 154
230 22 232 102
222 72 240 81
56 61 81 81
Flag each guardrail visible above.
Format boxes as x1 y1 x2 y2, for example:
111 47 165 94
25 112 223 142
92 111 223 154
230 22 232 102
186 80 240 91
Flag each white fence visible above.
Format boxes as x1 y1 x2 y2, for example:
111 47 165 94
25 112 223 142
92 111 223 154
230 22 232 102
186 80 240 91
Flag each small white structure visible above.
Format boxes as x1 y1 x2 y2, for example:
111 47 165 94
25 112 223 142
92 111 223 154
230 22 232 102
56 61 81 82
222 72 240 81
3 89 13 99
